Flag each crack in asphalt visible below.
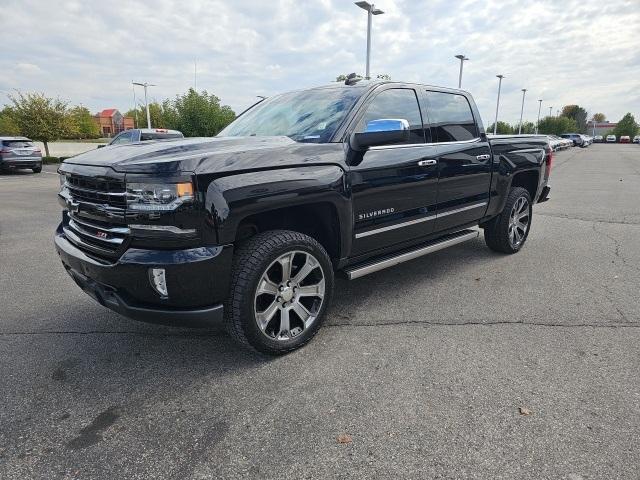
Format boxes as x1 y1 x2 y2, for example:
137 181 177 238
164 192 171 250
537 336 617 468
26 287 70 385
1 320 639 337
537 212 640 226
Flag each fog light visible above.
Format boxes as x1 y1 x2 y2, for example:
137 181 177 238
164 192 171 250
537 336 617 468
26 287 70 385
149 268 168 297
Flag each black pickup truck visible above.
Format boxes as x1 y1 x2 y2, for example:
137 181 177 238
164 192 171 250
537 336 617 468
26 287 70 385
55 80 551 354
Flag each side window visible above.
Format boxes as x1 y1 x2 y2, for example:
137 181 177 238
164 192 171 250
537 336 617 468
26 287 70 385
358 88 425 144
111 131 133 145
425 91 478 142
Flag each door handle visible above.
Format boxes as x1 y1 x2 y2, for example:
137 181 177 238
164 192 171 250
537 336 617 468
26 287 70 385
418 159 437 167
476 154 491 160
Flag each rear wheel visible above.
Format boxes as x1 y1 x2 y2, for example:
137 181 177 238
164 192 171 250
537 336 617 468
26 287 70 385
484 187 532 254
225 230 334 355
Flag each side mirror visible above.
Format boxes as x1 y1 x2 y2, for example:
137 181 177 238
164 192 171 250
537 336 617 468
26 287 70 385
350 119 410 151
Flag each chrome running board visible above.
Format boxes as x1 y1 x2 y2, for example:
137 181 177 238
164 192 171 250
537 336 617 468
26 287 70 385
344 229 479 280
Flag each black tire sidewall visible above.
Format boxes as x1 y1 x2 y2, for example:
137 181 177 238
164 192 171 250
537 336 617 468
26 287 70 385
231 232 334 354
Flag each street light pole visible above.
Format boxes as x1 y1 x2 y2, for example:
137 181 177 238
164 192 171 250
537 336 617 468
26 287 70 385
132 81 156 129
536 99 543 134
493 75 504 135
355 2 384 79
549 106 553 118
131 81 138 128
455 54 469 89
518 88 527 134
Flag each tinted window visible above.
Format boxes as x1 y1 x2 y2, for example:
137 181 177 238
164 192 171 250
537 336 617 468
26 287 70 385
425 91 478 142
219 87 364 143
140 133 183 141
357 88 425 144
111 132 133 145
3 140 34 148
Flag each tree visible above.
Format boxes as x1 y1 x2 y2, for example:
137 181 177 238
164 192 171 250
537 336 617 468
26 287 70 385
612 113 639 138
537 116 578 136
0 107 20 135
513 121 536 134
69 106 100 139
8 92 73 156
485 121 514 134
125 102 168 129
162 88 235 137
560 105 588 133
591 113 606 122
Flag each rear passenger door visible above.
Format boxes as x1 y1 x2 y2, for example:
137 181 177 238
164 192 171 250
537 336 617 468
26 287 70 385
422 90 492 232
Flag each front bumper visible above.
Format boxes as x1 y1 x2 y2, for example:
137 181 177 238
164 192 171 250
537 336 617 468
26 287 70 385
54 225 233 327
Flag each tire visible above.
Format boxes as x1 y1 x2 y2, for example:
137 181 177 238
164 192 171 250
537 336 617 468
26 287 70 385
32 165 42 173
224 230 334 355
484 187 532 254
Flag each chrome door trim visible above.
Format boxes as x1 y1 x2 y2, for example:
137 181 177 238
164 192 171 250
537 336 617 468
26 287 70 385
355 214 437 239
436 202 488 218
369 137 482 151
354 202 487 238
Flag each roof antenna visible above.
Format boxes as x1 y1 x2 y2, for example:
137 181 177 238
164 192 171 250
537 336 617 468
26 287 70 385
345 73 362 86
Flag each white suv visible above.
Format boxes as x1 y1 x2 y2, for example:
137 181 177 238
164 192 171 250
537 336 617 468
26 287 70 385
606 135 616 143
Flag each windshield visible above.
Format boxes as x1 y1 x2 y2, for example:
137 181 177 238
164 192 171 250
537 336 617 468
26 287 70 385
218 87 363 143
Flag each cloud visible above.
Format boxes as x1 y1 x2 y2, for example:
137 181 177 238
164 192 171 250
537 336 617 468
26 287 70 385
0 0 638 126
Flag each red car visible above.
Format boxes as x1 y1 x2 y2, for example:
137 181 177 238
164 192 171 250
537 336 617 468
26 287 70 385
620 136 631 143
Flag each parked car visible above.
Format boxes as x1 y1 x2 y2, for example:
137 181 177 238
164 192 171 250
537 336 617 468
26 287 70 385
593 135 604 143
0 137 42 173
55 80 551 354
606 135 616 143
545 135 570 151
620 136 631 143
103 128 184 147
561 133 588 147
582 135 593 146
633 135 640 143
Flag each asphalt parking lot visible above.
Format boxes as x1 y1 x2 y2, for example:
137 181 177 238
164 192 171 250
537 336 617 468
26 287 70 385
1 144 639 479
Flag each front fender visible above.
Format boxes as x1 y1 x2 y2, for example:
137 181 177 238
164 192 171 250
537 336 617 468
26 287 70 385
203 165 352 253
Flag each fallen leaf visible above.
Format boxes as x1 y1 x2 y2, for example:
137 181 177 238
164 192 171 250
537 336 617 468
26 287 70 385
337 433 352 444
519 407 533 416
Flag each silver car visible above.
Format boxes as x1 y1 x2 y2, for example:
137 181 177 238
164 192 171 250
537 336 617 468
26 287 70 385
0 137 42 173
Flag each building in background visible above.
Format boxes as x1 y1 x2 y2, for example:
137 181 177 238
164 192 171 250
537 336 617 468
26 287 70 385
586 121 617 136
93 109 134 137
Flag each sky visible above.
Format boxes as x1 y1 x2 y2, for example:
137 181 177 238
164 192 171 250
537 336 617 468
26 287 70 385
1 0 639 128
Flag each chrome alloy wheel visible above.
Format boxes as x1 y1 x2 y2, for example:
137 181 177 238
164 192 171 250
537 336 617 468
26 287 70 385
508 196 530 248
254 250 326 341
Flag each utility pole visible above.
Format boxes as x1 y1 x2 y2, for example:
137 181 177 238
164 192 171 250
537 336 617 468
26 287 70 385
455 54 469 89
355 2 384 79
493 75 505 135
132 82 156 129
549 106 553 117
518 88 527 134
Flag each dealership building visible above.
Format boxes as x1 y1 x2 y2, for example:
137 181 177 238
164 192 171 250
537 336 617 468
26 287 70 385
586 121 617 136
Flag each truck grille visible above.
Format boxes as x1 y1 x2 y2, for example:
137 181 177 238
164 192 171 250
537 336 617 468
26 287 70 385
61 172 129 261
65 174 127 209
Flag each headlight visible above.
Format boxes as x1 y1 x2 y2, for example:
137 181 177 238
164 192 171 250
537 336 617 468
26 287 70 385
126 182 194 212
59 173 67 188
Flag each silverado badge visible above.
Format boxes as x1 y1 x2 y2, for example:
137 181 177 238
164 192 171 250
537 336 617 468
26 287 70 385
358 208 395 221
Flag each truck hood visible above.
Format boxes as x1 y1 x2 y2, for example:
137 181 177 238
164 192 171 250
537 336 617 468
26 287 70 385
63 136 345 175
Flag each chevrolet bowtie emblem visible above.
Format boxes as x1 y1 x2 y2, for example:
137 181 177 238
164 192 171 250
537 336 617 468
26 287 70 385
66 199 80 213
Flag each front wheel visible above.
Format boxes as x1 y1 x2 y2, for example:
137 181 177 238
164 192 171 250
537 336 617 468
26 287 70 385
484 187 532 254
32 165 42 173
224 230 334 355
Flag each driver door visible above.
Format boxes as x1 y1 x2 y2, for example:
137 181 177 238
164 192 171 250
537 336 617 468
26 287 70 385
348 87 440 256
